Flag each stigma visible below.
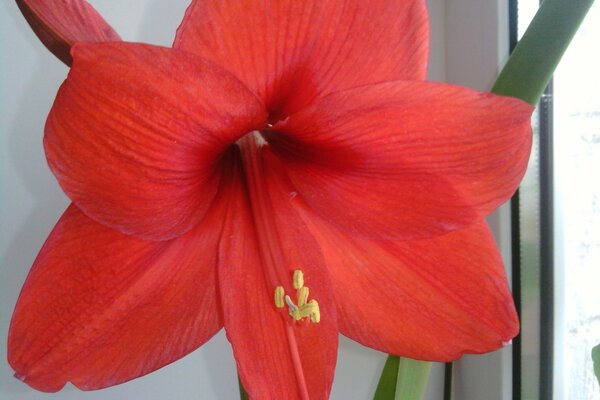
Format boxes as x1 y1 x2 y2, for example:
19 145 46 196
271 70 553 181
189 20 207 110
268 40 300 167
274 270 320 323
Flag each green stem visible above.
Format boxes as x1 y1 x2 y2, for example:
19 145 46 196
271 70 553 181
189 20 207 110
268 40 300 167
492 0 594 103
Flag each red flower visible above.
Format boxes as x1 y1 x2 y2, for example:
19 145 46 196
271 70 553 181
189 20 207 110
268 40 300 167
9 1 533 399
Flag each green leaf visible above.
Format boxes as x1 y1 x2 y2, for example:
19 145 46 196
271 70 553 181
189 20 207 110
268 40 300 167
374 355 400 399
492 0 594 104
593 344 600 387
374 356 431 400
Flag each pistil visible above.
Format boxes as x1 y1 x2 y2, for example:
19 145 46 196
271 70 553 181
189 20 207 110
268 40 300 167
239 133 287 293
239 133 312 400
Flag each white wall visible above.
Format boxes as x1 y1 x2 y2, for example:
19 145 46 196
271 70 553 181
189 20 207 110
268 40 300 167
0 1 508 399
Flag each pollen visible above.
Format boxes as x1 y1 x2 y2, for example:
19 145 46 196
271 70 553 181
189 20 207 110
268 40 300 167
274 270 320 323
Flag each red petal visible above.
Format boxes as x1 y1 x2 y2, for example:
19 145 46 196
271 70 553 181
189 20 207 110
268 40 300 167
300 213 519 360
174 0 428 119
269 81 534 239
16 0 120 66
218 147 337 399
7 186 235 391
45 42 266 241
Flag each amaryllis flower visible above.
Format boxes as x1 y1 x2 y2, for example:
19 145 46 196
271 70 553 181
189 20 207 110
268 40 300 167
9 0 533 399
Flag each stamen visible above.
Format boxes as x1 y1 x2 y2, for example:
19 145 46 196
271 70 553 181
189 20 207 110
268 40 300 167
292 270 304 289
273 270 320 324
297 286 309 307
306 300 320 323
274 286 285 308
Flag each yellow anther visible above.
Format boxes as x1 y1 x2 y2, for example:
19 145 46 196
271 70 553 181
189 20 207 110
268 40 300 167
307 300 320 323
297 286 309 307
274 270 320 323
292 270 304 289
274 286 285 308
289 308 302 321
289 300 320 323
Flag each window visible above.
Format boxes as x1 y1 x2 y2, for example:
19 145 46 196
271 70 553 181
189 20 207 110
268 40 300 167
515 1 600 400
553 3 600 399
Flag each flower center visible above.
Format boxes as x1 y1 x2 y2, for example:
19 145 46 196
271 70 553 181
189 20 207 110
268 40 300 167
274 270 321 323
